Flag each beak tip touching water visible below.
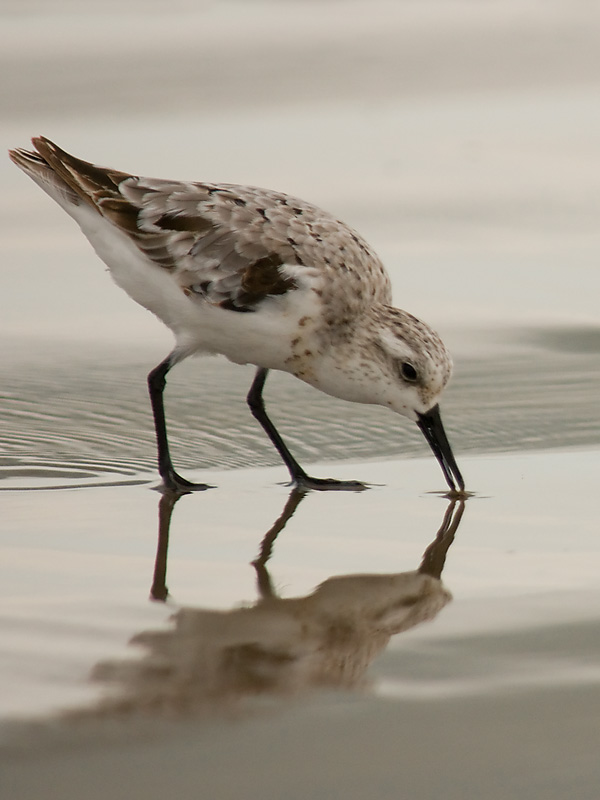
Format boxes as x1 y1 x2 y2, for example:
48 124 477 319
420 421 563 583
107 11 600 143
416 404 465 493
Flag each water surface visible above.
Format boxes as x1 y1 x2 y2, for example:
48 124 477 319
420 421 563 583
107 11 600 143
1 1 600 798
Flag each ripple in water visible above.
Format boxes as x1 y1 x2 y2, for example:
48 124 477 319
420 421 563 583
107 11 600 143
0 461 149 491
1 334 599 490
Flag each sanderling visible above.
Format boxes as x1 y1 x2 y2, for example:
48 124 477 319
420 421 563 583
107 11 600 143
9 137 464 494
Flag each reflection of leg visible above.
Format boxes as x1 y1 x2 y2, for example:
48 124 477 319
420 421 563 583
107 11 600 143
252 488 307 598
150 491 182 601
148 355 211 493
419 499 466 580
246 367 367 492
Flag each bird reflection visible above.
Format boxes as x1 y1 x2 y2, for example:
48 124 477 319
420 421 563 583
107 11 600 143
91 490 465 716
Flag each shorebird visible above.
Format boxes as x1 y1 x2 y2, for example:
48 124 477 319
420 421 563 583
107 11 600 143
9 137 464 494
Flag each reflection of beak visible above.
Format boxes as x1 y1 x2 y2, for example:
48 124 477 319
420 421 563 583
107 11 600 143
416 404 465 492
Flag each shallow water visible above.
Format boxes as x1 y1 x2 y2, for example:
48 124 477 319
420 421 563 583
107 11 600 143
2 448 600 799
2 1 600 798
3 325 600 491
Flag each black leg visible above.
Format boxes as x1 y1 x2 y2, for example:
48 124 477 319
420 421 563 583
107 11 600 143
147 356 211 493
246 367 367 492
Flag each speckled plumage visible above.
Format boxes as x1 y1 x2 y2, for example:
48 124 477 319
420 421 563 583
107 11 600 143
9 137 464 493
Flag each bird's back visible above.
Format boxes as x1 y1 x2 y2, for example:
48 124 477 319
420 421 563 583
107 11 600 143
10 138 393 323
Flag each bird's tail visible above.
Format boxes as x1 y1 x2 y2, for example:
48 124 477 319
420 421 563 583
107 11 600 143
9 137 85 210
9 136 131 213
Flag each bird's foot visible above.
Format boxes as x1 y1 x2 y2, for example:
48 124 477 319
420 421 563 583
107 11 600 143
293 474 369 492
161 470 213 495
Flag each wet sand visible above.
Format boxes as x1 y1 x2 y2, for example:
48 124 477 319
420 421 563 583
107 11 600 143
2 1 600 798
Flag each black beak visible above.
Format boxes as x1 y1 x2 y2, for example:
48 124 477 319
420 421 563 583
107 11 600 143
416 404 465 492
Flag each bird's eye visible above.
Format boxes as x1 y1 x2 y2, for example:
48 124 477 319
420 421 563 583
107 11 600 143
400 362 418 382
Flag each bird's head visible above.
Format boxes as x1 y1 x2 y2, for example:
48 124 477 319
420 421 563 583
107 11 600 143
373 307 464 493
